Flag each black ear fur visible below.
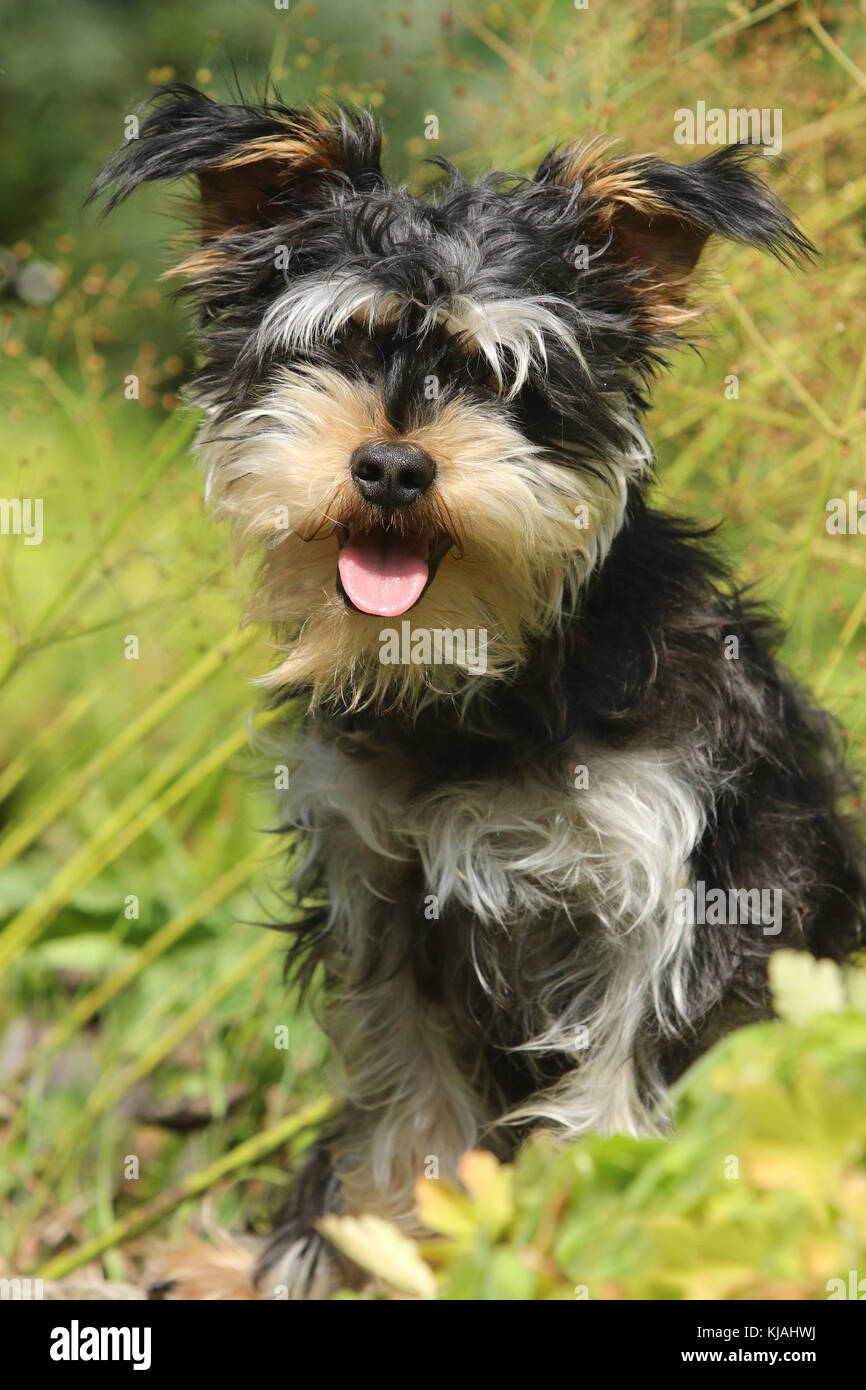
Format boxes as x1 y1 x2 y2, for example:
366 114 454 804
619 144 815 270
535 141 815 281
87 83 384 231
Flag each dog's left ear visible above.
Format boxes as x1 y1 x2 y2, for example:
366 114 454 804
88 83 384 243
535 141 815 333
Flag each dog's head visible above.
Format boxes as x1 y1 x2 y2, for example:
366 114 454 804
91 85 811 710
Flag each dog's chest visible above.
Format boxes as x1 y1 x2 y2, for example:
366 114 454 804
287 731 708 930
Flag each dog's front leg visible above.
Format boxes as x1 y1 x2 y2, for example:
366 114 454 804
257 958 487 1298
254 1129 352 1300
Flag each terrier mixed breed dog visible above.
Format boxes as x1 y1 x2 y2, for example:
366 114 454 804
92 86 865 1298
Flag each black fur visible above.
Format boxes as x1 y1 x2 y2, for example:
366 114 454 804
91 88 865 1298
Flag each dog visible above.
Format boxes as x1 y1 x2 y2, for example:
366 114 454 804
91 85 866 1298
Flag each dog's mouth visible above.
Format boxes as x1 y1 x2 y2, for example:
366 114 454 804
336 525 451 617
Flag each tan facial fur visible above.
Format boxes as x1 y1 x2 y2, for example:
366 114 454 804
197 363 648 709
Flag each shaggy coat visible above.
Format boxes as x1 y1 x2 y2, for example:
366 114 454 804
92 86 865 1297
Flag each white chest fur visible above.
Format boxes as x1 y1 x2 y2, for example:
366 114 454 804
285 731 707 937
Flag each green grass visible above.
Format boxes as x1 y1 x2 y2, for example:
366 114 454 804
1 0 866 1292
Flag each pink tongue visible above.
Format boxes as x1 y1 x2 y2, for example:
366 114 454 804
338 530 429 616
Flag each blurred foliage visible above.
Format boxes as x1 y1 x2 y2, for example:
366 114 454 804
324 954 866 1300
1 0 865 1291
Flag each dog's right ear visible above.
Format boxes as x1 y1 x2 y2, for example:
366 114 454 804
87 83 384 242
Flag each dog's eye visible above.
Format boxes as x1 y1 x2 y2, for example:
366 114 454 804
324 321 361 357
465 352 501 394
323 322 386 372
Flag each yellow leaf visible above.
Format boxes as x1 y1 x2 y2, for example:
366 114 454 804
318 1214 437 1299
457 1150 514 1234
414 1175 478 1240
769 951 846 1025
741 1143 826 1192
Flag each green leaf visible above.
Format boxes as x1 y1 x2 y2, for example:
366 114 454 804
34 932 135 974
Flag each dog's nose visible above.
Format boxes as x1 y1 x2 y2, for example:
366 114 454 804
350 442 436 509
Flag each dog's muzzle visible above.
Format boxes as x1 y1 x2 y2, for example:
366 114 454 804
335 443 449 617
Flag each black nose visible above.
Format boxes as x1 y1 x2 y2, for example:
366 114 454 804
350 442 436 509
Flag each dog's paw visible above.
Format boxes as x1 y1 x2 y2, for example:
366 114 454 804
256 1228 344 1301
